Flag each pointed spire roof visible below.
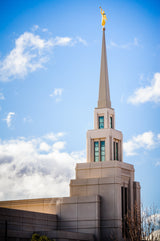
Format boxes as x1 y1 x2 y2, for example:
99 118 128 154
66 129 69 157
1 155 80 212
98 28 111 108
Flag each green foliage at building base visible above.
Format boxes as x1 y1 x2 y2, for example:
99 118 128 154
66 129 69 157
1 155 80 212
31 233 55 241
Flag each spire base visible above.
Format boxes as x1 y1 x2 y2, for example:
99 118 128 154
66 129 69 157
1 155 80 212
98 100 111 109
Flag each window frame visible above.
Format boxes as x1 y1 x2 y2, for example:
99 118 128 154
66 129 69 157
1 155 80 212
94 140 105 162
100 140 105 162
98 116 104 129
94 141 99 162
113 139 119 161
110 116 113 128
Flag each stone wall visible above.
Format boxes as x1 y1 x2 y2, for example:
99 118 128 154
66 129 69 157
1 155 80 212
0 195 100 240
57 195 100 239
0 230 94 241
0 197 59 214
0 207 94 241
0 207 57 240
70 161 138 240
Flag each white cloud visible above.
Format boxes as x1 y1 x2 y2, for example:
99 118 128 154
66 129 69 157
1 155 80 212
139 73 144 81
0 29 87 82
5 112 15 128
0 93 5 100
50 88 63 102
53 37 72 46
0 132 85 201
23 116 32 123
39 142 51 152
53 36 87 47
128 73 160 104
156 161 160 166
31 25 39 32
42 28 48 32
123 131 156 156
53 88 63 96
53 141 65 151
76 37 87 46
0 32 53 82
31 25 48 33
43 132 65 141
110 37 140 49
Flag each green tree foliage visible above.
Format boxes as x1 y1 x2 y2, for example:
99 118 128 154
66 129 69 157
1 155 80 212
39 235 50 241
31 233 40 241
31 233 55 241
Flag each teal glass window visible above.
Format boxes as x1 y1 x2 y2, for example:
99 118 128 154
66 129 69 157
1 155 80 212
116 142 118 160
99 116 104 129
113 141 118 160
110 116 113 128
94 141 99 162
100 141 105 162
94 141 105 162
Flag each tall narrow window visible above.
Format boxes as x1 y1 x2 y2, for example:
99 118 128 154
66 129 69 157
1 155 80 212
121 187 128 238
99 116 104 129
94 141 99 162
94 141 105 162
116 142 118 160
113 141 118 160
110 116 113 128
125 187 128 216
100 141 105 162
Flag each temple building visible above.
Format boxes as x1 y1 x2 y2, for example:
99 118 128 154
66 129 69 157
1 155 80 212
0 23 141 241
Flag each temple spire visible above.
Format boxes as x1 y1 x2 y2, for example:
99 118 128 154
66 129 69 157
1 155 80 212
98 28 111 108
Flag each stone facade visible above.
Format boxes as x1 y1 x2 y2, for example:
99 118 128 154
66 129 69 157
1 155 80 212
0 207 94 241
70 161 140 240
0 28 141 241
0 198 59 214
87 107 122 163
56 195 100 239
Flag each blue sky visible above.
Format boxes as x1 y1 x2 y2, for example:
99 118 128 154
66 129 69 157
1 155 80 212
0 0 159 209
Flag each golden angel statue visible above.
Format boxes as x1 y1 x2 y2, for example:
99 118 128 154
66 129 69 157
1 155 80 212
100 7 107 28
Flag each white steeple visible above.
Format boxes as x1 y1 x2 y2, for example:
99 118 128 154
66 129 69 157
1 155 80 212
98 28 111 109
